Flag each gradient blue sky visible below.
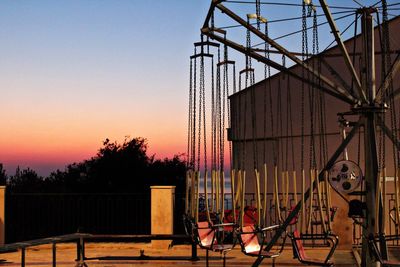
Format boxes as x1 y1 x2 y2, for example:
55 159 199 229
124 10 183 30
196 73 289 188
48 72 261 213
0 0 210 175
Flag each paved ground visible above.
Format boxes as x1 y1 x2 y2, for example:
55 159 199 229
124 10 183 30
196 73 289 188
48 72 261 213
0 242 358 267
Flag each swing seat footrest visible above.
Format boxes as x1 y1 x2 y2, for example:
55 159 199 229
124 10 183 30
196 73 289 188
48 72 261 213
245 251 280 258
212 244 234 252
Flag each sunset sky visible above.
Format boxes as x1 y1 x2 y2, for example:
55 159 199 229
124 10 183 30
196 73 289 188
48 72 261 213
0 1 398 176
0 0 210 175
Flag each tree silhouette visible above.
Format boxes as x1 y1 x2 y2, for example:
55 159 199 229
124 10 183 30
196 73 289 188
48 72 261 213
7 167 44 193
6 137 187 193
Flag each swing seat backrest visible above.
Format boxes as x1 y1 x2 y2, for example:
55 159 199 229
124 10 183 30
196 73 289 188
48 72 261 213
290 230 337 266
244 206 258 226
287 207 299 225
240 225 261 254
223 209 238 231
196 221 215 248
293 229 307 260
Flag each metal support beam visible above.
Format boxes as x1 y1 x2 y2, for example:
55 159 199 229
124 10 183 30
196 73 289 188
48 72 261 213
320 57 353 94
21 248 25 267
203 3 358 104
52 243 57 267
361 114 380 267
318 0 367 103
359 8 382 267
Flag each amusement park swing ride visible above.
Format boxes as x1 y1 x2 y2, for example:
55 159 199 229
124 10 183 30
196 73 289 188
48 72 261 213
185 1 400 267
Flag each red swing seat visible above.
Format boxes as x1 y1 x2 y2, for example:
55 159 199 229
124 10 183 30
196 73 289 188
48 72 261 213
223 206 259 230
237 224 286 266
290 229 338 266
193 221 236 267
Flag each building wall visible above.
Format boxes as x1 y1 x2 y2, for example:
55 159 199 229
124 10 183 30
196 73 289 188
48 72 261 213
230 16 400 193
229 16 400 244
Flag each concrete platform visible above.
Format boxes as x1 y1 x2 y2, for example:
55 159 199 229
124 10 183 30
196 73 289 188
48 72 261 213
0 242 357 266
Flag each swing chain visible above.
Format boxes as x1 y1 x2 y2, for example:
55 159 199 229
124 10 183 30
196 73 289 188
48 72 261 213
188 57 193 169
256 0 261 30
300 0 308 170
193 46 198 171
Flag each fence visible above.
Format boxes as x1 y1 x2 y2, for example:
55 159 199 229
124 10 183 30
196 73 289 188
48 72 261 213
5 193 151 243
5 191 400 245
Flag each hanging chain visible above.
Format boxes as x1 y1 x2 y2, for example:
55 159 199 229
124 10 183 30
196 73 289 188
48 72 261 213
222 45 228 171
241 90 248 170
251 73 258 170
188 57 193 168
287 67 296 171
193 47 198 171
277 71 283 170
301 1 307 171
246 23 251 88
256 0 261 30
250 4 259 170
308 3 317 170
197 50 203 172
224 41 233 168
283 56 290 171
214 50 219 171
382 0 398 168
263 22 269 165
268 69 276 165
217 47 225 172
202 54 207 172
313 6 327 167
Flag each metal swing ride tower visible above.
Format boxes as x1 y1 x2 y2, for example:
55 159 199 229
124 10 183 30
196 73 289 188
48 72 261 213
199 1 400 266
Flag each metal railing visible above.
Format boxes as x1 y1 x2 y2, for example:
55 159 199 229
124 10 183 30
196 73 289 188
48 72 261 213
5 193 151 243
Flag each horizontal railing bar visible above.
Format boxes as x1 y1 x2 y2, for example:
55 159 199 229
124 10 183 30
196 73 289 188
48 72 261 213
0 233 89 252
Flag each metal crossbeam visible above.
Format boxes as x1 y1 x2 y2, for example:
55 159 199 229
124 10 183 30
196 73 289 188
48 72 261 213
318 0 367 103
202 27 354 104
203 2 358 105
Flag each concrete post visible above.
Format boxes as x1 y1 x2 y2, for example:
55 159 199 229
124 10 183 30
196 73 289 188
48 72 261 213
151 186 175 248
0 186 5 246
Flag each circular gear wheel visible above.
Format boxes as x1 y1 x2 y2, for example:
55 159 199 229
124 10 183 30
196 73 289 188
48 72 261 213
329 160 362 194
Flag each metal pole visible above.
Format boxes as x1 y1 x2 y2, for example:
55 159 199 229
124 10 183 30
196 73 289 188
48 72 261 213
191 239 199 261
318 0 366 102
359 8 382 267
52 242 56 267
362 114 379 267
21 248 25 267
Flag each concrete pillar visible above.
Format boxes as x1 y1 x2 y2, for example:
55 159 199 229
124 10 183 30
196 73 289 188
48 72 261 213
0 186 5 246
151 186 175 248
